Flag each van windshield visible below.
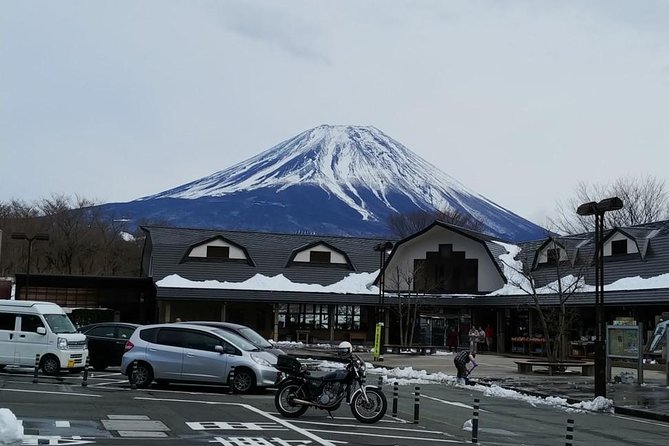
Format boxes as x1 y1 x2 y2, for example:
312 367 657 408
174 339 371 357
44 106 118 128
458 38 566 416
43 314 77 334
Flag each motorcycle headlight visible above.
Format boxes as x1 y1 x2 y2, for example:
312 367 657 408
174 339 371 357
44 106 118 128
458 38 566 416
57 337 68 350
251 353 271 367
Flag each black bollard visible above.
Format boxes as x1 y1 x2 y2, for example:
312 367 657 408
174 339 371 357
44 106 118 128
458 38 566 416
471 398 480 444
130 360 138 390
32 354 40 384
565 418 574 446
413 386 420 424
392 382 398 418
228 366 236 394
81 355 90 387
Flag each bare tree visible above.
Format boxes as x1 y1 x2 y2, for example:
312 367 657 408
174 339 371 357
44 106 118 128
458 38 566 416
387 208 484 239
549 175 669 234
385 264 423 348
0 194 144 277
501 238 586 362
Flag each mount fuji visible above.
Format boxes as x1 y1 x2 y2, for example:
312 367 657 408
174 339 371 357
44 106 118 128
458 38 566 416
99 125 546 242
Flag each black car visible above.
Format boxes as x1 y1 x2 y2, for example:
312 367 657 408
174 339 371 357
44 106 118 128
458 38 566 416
79 322 140 370
183 321 285 357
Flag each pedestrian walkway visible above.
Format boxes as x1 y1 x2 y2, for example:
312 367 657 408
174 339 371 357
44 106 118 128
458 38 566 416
367 351 669 422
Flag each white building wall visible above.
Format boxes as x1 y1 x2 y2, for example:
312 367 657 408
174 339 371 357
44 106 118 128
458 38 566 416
384 226 504 293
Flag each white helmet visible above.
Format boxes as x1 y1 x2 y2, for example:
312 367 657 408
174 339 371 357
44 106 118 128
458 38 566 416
337 341 353 355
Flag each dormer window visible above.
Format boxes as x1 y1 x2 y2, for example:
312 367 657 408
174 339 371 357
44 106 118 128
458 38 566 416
610 239 627 256
207 246 230 259
288 241 354 269
310 251 331 263
537 245 567 266
183 235 254 266
603 232 637 258
546 248 560 264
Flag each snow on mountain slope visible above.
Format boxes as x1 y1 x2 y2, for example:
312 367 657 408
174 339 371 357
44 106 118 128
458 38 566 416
105 125 546 241
143 126 499 219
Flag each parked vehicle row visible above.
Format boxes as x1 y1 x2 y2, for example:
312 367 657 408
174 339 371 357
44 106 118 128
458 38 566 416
1 302 284 394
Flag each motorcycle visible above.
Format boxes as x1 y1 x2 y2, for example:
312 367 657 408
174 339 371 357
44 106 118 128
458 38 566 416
274 353 387 423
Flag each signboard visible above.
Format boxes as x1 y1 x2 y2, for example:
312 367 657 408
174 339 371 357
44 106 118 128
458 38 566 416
372 322 383 361
607 325 640 359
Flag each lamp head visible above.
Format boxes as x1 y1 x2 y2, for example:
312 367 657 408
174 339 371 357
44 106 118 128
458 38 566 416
576 201 598 216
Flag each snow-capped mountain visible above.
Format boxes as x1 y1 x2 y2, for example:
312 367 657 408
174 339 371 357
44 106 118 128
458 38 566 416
100 125 547 241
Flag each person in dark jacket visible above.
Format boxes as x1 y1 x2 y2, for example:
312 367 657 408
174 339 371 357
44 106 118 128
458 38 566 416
453 350 477 384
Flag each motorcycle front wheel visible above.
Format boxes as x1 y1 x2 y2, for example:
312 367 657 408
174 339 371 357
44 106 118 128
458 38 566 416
350 387 387 423
275 383 309 418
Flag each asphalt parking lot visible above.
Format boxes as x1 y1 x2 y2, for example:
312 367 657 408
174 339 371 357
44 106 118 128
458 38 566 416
0 366 470 446
3 363 669 446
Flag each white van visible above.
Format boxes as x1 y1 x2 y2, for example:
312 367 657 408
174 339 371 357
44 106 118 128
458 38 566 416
0 300 89 375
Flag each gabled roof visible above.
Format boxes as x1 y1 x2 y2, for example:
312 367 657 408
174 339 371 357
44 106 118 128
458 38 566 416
530 235 589 269
601 227 661 260
376 220 507 286
141 225 389 288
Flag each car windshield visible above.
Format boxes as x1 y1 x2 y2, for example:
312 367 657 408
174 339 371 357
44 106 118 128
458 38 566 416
213 328 259 351
238 327 273 349
43 314 77 334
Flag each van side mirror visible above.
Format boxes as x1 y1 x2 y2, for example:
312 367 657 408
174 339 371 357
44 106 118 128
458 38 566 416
36 327 46 335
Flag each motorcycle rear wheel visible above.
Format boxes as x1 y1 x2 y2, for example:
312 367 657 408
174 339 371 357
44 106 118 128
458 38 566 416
275 383 309 418
351 387 387 424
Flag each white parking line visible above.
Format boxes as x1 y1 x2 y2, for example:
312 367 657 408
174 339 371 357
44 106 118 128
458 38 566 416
306 428 462 443
422 393 490 412
290 419 452 435
0 388 101 398
134 396 337 446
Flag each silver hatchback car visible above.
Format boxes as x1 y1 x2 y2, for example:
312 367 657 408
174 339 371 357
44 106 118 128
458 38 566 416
121 323 279 393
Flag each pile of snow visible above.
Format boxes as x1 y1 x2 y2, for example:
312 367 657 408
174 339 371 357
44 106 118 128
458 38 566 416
0 408 23 444
309 359 613 414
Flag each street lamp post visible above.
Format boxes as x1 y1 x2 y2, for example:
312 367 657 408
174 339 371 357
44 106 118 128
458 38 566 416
374 241 393 355
576 197 623 398
11 232 50 299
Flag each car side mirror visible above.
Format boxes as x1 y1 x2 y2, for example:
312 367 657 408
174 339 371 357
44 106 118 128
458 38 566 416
215 345 225 354
36 327 46 335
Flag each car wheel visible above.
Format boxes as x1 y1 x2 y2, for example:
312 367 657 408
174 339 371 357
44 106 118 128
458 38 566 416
232 367 256 394
41 355 61 376
129 362 153 389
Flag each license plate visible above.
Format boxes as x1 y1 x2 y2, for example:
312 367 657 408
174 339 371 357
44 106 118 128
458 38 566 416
67 359 75 368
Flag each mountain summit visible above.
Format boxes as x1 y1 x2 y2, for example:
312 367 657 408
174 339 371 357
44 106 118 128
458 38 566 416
102 125 546 241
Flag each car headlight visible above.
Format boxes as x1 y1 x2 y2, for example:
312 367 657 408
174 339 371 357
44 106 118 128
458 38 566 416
250 353 271 367
57 337 68 350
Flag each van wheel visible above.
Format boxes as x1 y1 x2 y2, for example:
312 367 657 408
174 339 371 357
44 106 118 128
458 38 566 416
41 355 61 376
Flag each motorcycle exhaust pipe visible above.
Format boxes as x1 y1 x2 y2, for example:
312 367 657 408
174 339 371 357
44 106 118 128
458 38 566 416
291 398 318 407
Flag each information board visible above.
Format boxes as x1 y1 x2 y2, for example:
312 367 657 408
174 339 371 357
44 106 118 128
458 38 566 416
607 325 640 359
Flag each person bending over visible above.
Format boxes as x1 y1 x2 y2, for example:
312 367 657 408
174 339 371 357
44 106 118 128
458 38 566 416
453 350 477 384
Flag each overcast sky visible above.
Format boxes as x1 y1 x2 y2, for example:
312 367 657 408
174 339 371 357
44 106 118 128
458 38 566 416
2 0 667 226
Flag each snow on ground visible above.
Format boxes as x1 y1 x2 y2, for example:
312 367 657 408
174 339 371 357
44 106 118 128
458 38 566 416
308 356 613 415
0 408 23 444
